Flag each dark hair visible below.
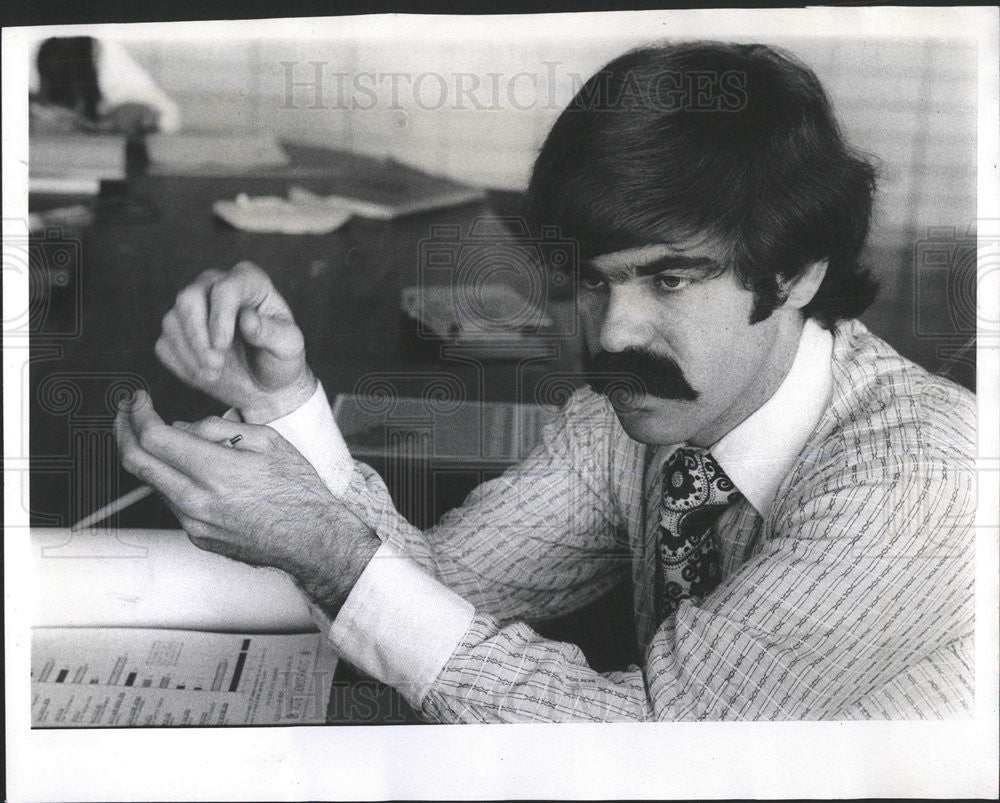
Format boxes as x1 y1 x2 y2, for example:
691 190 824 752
36 37 102 121
525 41 879 326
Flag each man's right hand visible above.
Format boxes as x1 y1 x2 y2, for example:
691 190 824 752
156 261 316 423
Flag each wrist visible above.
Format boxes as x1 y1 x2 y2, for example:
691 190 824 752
296 529 381 620
239 370 317 424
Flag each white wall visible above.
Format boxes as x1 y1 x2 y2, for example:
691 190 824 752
121 33 976 243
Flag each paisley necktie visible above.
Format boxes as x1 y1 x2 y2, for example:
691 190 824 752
656 446 743 619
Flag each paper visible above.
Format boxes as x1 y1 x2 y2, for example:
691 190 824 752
32 529 317 632
32 627 336 727
146 132 290 173
29 176 103 195
213 193 352 234
289 180 485 221
402 283 555 339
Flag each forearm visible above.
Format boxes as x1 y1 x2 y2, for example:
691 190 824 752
272 385 626 620
422 613 653 722
336 457 629 623
293 527 381 619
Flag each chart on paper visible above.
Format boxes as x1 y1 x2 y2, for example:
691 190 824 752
31 627 337 727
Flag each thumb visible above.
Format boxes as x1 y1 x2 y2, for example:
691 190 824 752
238 308 304 360
126 389 166 429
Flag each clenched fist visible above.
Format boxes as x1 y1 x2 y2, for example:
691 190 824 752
156 261 315 423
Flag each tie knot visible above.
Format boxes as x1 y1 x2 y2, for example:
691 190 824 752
661 446 741 512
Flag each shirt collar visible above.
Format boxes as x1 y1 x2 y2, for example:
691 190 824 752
707 317 834 516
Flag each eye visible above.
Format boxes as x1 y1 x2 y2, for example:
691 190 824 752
653 274 691 292
579 271 608 292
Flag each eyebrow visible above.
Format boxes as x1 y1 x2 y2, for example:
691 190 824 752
582 254 723 280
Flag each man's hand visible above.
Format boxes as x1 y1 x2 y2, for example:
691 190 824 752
115 390 380 615
156 261 315 423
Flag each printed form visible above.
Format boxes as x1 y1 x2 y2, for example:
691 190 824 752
32 627 337 727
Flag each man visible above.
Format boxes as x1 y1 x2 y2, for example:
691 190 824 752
30 36 181 135
116 41 975 721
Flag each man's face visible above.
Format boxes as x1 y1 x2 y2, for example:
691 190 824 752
579 240 801 447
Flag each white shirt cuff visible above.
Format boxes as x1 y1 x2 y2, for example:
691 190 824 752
322 542 476 708
260 381 355 497
232 385 473 707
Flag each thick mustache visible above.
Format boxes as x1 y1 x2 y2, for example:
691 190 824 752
583 348 699 403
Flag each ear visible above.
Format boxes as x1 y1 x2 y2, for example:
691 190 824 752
780 259 828 310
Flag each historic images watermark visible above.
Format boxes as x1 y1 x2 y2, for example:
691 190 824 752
913 221 998 347
280 61 748 113
3 220 83 342
415 217 577 340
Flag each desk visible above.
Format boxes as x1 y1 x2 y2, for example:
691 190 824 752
27 142 634 724
28 143 582 530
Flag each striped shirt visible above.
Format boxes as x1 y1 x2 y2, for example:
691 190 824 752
287 317 975 721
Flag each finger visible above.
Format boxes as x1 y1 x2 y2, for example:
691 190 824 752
232 261 296 320
160 310 204 377
173 272 226 371
238 307 304 360
192 268 228 286
208 262 273 351
155 335 221 391
126 391 242 478
172 416 273 451
155 336 195 383
115 404 193 500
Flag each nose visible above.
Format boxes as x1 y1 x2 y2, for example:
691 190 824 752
598 284 655 353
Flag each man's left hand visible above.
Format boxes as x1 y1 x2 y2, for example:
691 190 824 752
115 390 379 614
